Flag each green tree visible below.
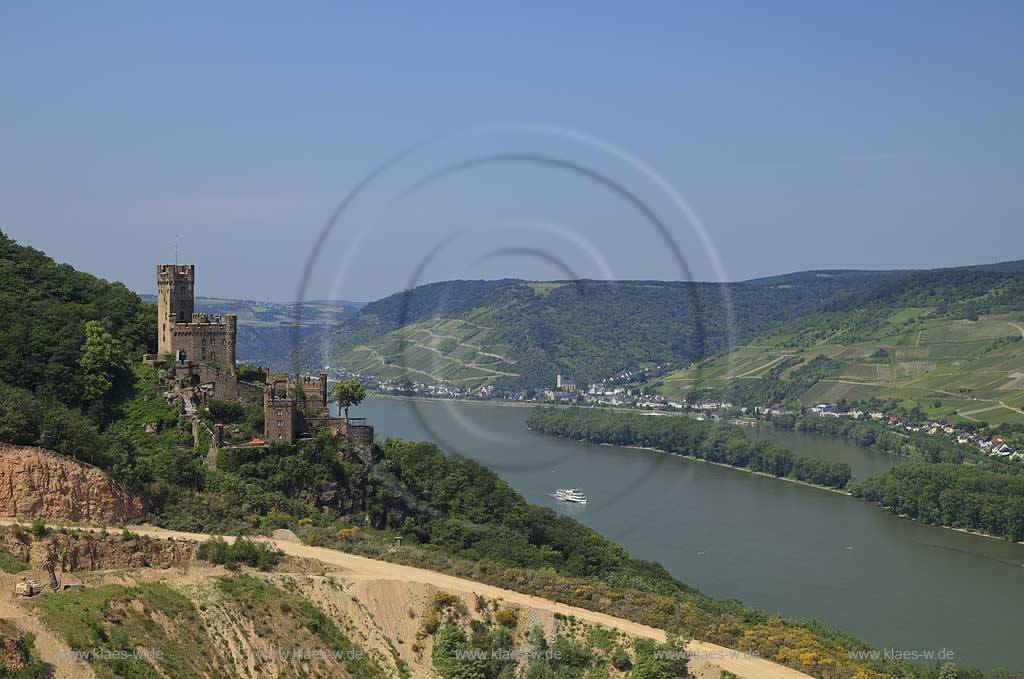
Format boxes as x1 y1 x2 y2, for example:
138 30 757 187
78 320 126 407
630 638 688 679
432 624 488 679
938 663 958 679
332 380 366 420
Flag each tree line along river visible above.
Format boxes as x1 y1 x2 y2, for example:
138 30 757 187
355 396 1023 672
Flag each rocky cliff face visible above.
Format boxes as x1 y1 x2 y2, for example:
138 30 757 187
0 445 147 523
0 528 196 571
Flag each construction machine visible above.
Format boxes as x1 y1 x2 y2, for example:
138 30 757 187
13 580 41 597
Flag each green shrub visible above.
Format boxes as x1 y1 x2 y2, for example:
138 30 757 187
0 547 29 574
197 537 283 571
610 645 632 671
494 607 518 629
30 519 47 537
418 611 440 638
208 400 245 423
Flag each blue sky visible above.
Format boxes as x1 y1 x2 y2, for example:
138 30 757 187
1 2 1021 301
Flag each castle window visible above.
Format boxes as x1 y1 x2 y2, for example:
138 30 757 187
277 420 283 427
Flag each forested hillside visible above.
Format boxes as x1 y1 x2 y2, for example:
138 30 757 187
0 231 155 400
0 231 156 452
302 272 908 389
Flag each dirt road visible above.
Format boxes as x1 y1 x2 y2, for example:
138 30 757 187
1 520 814 679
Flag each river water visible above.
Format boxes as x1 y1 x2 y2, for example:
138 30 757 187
355 397 1022 670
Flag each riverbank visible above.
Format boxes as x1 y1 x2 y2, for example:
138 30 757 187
370 392 649 417
377 396 1023 546
541 432 855 496
370 393 541 409
533 428 1024 546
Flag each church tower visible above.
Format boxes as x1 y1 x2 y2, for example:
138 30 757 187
157 264 195 357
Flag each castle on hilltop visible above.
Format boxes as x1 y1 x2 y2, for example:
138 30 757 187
157 264 237 369
151 263 372 449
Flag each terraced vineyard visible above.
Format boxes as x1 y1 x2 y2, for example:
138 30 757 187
343 317 521 384
659 309 1024 423
302 261 1024 398
306 275 893 389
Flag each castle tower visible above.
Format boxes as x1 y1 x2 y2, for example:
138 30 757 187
224 314 238 367
157 264 195 357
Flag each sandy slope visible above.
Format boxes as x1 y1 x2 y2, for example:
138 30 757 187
144 525 813 679
1 520 814 679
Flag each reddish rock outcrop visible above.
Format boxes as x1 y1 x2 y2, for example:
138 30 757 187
0 445 148 523
0 528 197 571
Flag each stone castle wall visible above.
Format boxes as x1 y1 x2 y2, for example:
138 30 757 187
168 313 237 367
195 364 263 403
157 264 237 368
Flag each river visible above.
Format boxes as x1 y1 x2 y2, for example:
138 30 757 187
355 397 1022 671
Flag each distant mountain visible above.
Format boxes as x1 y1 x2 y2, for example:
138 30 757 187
298 259 1024 394
744 268 911 287
744 258 1024 286
298 273 901 389
303 298 366 308
138 294 361 368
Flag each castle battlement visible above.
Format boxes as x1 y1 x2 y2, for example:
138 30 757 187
157 264 236 368
157 264 195 279
169 312 237 328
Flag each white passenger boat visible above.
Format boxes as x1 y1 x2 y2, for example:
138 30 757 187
552 488 588 504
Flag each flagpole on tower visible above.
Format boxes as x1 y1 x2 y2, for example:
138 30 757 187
175 234 179 266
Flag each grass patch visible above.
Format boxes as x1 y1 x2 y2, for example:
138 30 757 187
28 583 204 679
0 547 29 573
